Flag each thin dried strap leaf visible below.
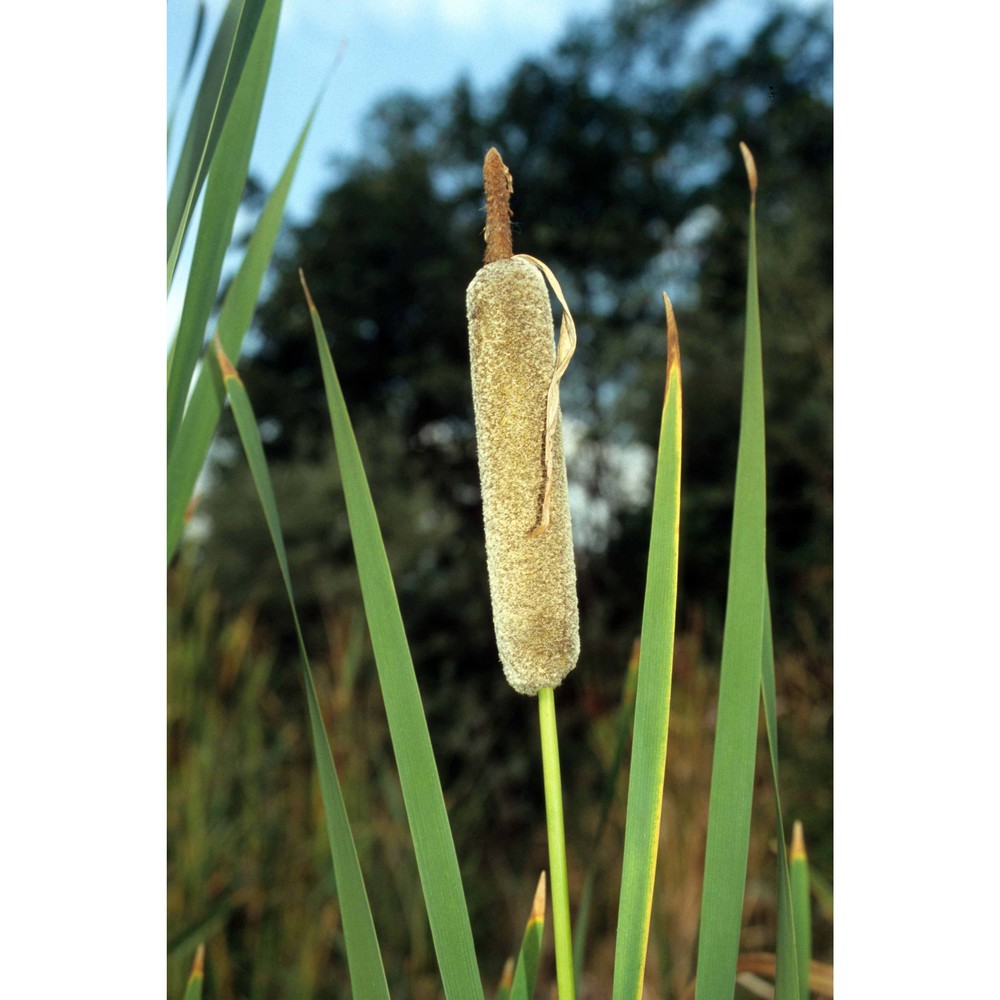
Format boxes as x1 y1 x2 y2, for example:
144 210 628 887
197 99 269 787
513 253 577 537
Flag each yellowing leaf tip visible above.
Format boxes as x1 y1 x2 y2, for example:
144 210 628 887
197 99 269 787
790 819 807 861
213 336 241 384
663 292 680 384
530 870 547 924
189 943 205 979
739 141 758 200
500 956 515 988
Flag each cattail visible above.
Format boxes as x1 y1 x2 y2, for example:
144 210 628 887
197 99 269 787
466 148 580 695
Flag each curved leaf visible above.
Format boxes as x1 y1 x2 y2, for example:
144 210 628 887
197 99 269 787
167 85 324 561
693 144 768 1000
301 274 484 999
167 0 281 454
217 346 391 999
167 0 266 288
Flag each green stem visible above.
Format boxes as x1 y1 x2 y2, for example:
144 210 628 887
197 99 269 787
538 686 575 1000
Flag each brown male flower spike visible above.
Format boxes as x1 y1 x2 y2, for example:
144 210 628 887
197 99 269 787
483 146 513 264
466 147 580 695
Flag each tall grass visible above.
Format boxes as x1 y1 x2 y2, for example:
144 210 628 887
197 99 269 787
167 10 831 995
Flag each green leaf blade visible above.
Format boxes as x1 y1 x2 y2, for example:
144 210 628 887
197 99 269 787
167 0 266 288
167 0 281 454
510 874 546 1000
167 89 323 561
789 821 812 1000
302 277 484 999
693 148 768 1000
612 297 683 1000
218 357 391 999
181 945 204 1000
761 587 801 1000
302 663 393 1000
496 961 514 1000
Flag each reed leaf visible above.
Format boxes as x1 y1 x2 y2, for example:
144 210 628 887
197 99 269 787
510 873 546 1000
167 0 265 288
496 960 515 1000
167 0 281 455
182 945 205 1000
167 87 323 561
215 343 391 999
761 586 801 1000
301 273 484 999
693 144 767 1000
789 821 812 1000
612 295 683 1000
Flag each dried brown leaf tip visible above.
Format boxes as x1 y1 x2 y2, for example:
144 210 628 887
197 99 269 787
483 146 513 264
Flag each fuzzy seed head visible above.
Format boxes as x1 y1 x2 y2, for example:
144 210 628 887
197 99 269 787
467 257 580 695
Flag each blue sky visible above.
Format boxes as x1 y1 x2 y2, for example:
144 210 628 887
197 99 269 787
168 0 614 225
166 0 825 332
167 0 612 329
166 0 837 220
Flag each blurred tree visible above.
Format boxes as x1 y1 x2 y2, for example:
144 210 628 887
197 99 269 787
202 0 831 662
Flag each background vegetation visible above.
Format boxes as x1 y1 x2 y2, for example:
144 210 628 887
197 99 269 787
168 1 832 995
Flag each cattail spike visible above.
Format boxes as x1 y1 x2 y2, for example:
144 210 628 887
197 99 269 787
467 152 580 695
483 147 514 264
467 257 579 694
